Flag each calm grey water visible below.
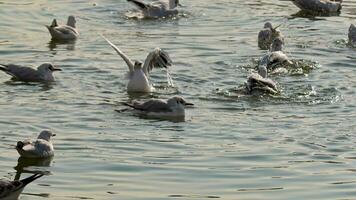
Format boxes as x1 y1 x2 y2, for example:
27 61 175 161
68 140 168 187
0 0 356 199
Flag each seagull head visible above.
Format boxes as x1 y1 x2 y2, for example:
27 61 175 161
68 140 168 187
264 22 273 29
38 63 62 74
170 0 182 8
134 60 143 69
37 130 56 141
168 96 194 108
67 16 77 28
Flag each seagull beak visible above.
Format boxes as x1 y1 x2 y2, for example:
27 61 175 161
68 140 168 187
185 102 194 106
51 66 62 71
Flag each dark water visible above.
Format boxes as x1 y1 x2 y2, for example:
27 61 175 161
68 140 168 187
0 0 355 199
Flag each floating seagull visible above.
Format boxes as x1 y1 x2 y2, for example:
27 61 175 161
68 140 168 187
258 22 284 50
259 37 292 72
102 36 173 93
127 0 181 18
46 16 79 41
245 65 279 95
0 173 43 200
291 0 342 13
16 130 56 158
0 63 61 82
121 96 193 118
349 24 356 47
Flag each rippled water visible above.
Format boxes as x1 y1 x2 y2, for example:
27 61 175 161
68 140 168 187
0 0 356 199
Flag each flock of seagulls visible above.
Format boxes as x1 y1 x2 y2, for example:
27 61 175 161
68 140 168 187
0 0 355 199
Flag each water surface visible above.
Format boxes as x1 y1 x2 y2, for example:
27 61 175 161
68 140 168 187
0 0 356 199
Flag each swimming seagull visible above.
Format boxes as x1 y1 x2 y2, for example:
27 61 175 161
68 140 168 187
121 96 193 118
0 63 62 82
291 0 342 13
127 0 181 18
349 24 356 47
46 16 79 41
16 130 56 158
102 36 173 93
0 174 43 200
245 65 279 95
259 37 292 72
258 22 284 50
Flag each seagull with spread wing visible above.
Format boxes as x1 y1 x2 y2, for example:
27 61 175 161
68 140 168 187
102 36 173 93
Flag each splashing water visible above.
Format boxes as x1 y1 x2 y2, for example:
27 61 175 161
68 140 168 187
166 69 174 87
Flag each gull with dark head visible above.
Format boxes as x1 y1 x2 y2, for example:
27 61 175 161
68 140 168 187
258 22 284 50
102 36 173 93
0 63 61 82
0 174 43 200
121 96 193 119
127 0 181 18
349 24 356 47
16 130 56 158
291 0 342 13
46 16 79 41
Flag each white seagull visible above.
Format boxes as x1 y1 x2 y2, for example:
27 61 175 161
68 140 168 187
349 24 356 47
0 63 61 82
291 0 342 13
127 0 181 18
16 130 56 158
122 96 193 118
46 16 79 41
0 174 43 200
102 36 173 93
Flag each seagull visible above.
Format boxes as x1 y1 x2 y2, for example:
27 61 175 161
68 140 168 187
102 36 173 93
258 22 284 50
245 65 279 95
16 130 56 158
259 37 292 72
0 173 43 200
291 0 342 13
121 96 193 118
127 0 181 18
0 63 61 82
46 16 79 41
349 24 356 47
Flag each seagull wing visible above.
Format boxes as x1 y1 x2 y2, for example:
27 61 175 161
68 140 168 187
127 0 150 9
124 99 173 112
143 48 172 76
102 36 134 73
0 64 41 81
